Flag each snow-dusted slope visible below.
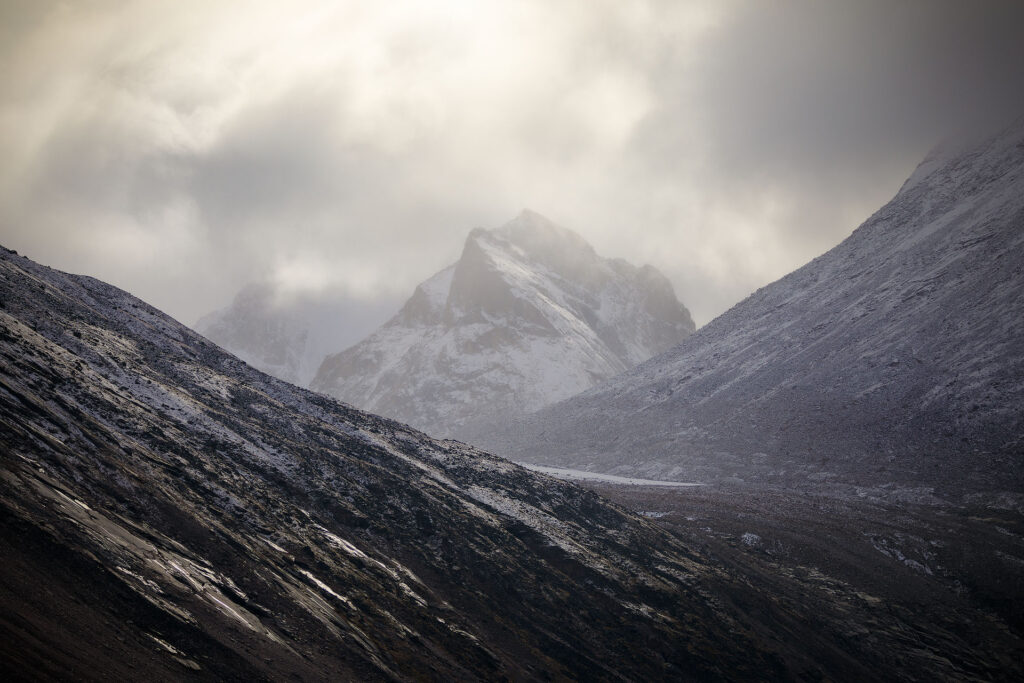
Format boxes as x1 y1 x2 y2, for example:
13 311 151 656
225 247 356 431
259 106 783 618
195 283 393 386
3 245 1021 681
0 244 777 680
479 121 1024 495
311 210 695 438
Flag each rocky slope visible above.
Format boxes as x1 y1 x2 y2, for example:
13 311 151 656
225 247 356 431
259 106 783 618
590 479 1024 682
0 245 773 681
3 247 1022 680
475 120 1024 498
311 210 695 438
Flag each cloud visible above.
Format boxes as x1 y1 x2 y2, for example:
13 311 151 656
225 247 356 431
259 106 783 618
1 0 1023 329
602 0 1024 317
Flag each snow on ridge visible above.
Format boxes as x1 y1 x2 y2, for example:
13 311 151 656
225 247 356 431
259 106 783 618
311 211 695 439
517 463 702 487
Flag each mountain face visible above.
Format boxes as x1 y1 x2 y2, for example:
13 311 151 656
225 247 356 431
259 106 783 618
311 210 695 438
194 284 394 386
476 121 1024 497
0 245 781 681
3 250 1023 680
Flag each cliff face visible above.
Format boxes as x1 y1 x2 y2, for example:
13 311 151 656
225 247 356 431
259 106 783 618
312 210 694 438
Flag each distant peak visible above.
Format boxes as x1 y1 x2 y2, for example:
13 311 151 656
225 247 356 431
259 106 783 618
522 209 569 229
497 208 561 232
488 210 594 258
491 209 559 237
513 208 551 224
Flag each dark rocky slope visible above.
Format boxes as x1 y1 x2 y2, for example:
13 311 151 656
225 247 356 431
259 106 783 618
585 480 1024 683
2 247 1021 680
0 245 769 681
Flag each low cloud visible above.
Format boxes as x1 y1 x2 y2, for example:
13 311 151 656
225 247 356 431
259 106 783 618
2 0 1023 328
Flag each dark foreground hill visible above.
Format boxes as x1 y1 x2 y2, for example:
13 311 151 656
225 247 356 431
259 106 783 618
474 120 1024 499
1 246 1021 681
0 247 738 681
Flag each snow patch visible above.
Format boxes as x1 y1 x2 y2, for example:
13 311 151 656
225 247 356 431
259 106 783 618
518 463 701 487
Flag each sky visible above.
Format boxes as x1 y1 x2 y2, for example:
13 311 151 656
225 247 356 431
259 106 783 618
2 0 1023 330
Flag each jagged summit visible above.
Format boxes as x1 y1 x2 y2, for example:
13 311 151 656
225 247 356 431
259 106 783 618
491 209 598 265
311 211 695 438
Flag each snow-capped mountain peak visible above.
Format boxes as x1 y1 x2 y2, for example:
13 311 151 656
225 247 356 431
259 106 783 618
311 210 695 438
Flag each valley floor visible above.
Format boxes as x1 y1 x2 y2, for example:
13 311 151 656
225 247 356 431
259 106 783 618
583 482 1024 681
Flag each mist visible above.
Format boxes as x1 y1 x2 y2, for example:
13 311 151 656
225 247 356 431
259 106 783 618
2 0 1022 327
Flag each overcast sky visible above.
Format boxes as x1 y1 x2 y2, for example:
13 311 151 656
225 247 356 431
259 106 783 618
2 0 1023 329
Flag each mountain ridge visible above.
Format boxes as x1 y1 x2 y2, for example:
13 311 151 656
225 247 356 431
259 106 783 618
0 243 782 680
472 121 1024 497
